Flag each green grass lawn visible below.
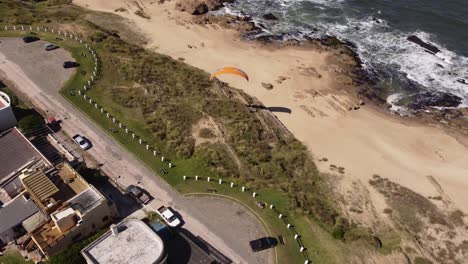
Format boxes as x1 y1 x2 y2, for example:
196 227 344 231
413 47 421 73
0 27 345 264
0 250 32 264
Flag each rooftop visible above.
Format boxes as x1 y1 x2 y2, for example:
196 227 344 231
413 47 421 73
21 170 59 205
82 219 166 264
0 195 39 234
69 187 103 215
0 128 50 185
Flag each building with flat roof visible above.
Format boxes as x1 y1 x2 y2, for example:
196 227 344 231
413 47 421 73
0 194 39 243
0 127 51 200
81 219 167 264
0 91 17 132
30 163 118 257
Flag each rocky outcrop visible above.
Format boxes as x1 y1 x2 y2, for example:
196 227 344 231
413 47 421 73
175 0 234 15
408 91 462 110
193 14 258 34
262 13 278 20
407 35 440 54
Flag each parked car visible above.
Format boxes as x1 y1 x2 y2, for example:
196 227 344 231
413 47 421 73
63 61 79 69
249 237 278 252
72 134 90 150
157 206 181 227
125 185 150 205
44 43 59 51
22 36 39 43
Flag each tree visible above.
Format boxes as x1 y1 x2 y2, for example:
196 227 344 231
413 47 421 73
17 115 44 132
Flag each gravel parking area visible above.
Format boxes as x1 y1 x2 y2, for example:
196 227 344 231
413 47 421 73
0 37 75 93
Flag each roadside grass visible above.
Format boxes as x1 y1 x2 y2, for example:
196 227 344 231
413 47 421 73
0 250 32 264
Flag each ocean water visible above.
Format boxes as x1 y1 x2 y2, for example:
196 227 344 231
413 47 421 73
220 0 468 108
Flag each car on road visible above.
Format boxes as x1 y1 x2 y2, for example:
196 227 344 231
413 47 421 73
157 206 181 227
125 185 150 205
22 36 39 43
249 237 278 252
72 134 91 150
63 61 79 69
44 43 59 51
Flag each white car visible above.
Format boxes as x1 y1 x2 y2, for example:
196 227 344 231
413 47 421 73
72 134 90 150
157 206 181 227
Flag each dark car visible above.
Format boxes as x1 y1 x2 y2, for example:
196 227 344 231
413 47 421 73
125 185 150 205
249 237 278 252
63 61 80 69
22 36 39 43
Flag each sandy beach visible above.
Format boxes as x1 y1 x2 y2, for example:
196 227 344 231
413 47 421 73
74 0 468 217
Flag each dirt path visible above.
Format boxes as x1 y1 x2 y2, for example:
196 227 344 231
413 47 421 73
0 37 272 264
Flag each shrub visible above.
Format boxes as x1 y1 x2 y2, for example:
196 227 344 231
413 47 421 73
17 115 44 132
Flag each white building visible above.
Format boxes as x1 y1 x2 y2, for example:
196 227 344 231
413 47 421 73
0 91 17 132
81 219 167 264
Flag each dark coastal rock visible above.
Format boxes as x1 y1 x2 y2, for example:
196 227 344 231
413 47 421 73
408 91 462 110
261 82 274 90
407 35 440 54
262 13 278 20
175 0 234 15
457 78 467 85
192 14 259 33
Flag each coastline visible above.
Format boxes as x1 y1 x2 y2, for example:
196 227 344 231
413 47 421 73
74 0 468 218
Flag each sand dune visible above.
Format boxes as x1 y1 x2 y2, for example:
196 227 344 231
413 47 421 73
75 0 468 215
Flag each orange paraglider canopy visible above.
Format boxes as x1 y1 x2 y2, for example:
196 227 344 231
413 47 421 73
209 67 249 81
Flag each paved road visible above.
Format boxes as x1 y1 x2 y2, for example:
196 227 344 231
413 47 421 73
0 38 273 264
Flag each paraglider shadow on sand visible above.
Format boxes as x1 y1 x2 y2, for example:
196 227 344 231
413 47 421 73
247 104 292 114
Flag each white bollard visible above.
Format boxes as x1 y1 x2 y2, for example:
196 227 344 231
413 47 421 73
45 28 47 32
168 163 172 168
139 139 142 144
58 30 61 35
100 108 104 113
270 204 275 209
106 113 110 118
85 43 88 48
30 26 33 31
80 39 83 44
300 247 305 252
146 144 149 150
91 75 94 81
88 80 91 86
294 234 299 240
230 182 234 188
252 192 256 197
195 175 199 181
219 179 222 184
51 29 54 33
287 224 291 229
153 150 157 156
119 123 122 128
94 103 98 108
125 128 128 133
78 90 81 95
132 134 135 139
21 26 24 30
83 85 87 90
13 26 16 30
89 99 92 104
4 26 7 30
112 118 116 123
183 176 187 180
207 177 210 182
84 95 87 100
304 261 310 264
161 156 165 162
279 214 283 219
64 32 67 37
242 186 245 192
